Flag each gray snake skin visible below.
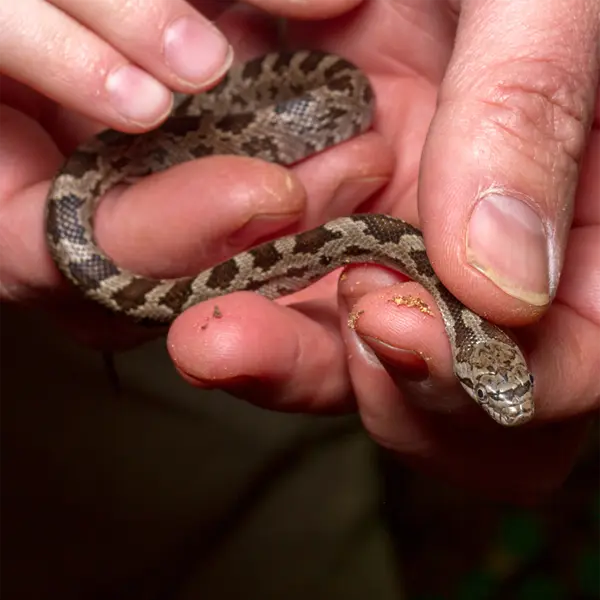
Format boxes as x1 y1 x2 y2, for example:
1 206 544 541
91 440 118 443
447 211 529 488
45 51 534 426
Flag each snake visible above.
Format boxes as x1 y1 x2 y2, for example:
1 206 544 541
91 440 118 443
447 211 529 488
45 50 534 427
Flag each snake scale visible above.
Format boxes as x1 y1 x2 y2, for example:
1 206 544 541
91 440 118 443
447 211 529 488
45 50 534 427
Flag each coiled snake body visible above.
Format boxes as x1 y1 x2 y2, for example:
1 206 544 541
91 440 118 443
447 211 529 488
45 51 534 426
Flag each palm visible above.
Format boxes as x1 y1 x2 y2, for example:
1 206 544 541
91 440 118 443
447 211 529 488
289 0 455 222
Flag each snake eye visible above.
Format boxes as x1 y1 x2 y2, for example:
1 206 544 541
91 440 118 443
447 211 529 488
475 386 486 401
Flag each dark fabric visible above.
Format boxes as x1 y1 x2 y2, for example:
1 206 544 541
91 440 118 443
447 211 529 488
1 304 597 599
1 305 401 599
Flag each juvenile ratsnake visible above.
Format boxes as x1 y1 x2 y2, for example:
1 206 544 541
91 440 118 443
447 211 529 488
45 50 535 427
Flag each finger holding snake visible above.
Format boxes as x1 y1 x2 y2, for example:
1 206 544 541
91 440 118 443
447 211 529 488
0 0 356 132
0 3 393 349
169 1 599 499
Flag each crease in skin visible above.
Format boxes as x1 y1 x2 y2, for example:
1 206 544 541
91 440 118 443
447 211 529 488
45 51 535 427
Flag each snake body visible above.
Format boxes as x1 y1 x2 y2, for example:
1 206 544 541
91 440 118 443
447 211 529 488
45 51 534 426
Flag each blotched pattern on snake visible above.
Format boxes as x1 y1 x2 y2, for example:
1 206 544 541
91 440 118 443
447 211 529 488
44 51 534 426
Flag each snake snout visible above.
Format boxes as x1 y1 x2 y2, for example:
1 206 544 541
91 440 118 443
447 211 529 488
485 385 535 427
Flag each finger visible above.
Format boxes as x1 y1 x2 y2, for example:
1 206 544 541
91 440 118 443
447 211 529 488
526 226 600 420
48 0 232 92
1 159 303 300
240 0 364 19
339 266 485 422
94 132 392 278
574 106 600 225
94 157 306 278
167 286 354 414
418 0 600 324
291 132 394 226
1 0 219 131
0 105 65 299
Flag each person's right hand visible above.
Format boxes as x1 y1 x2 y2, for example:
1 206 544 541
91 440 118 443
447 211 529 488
0 0 393 348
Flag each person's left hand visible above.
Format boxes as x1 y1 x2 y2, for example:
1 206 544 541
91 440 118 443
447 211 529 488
168 0 600 501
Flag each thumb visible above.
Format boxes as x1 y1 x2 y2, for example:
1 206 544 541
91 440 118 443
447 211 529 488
418 0 599 324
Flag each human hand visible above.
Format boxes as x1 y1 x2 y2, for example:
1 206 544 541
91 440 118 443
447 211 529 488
168 0 600 500
0 0 391 348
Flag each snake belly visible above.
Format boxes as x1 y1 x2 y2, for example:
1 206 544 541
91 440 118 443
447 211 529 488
45 50 534 427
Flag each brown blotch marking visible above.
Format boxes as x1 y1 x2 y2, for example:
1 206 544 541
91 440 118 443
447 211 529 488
191 142 215 157
63 150 100 178
205 259 240 290
146 146 173 166
289 83 305 97
293 226 343 254
112 278 160 311
46 195 87 245
241 277 269 292
216 113 255 134
360 214 416 245
390 295 434 316
282 265 311 279
171 94 195 116
408 249 436 278
161 116 202 137
228 92 246 107
68 258 119 291
325 106 350 121
206 76 230 96
46 201 61 244
249 243 283 271
240 136 279 159
299 51 328 74
97 129 133 147
158 278 194 313
302 141 319 156
324 58 352 79
242 56 266 80
110 156 131 171
342 244 370 258
327 74 354 94
319 254 334 267
272 52 297 74
362 84 374 105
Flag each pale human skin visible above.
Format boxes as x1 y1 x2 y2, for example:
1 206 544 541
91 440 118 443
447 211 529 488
1 0 598 501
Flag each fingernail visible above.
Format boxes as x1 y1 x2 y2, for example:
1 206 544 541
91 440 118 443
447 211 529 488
106 65 172 125
359 335 429 381
164 16 233 86
330 177 388 211
228 213 301 247
467 193 550 306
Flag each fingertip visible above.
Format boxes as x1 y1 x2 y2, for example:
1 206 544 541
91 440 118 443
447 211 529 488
340 269 476 418
94 156 307 277
104 64 174 129
167 289 351 412
167 292 295 381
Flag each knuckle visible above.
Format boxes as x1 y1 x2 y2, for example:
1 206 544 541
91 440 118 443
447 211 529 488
478 59 592 177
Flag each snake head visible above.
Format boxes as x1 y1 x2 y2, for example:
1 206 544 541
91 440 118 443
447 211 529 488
455 340 535 427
